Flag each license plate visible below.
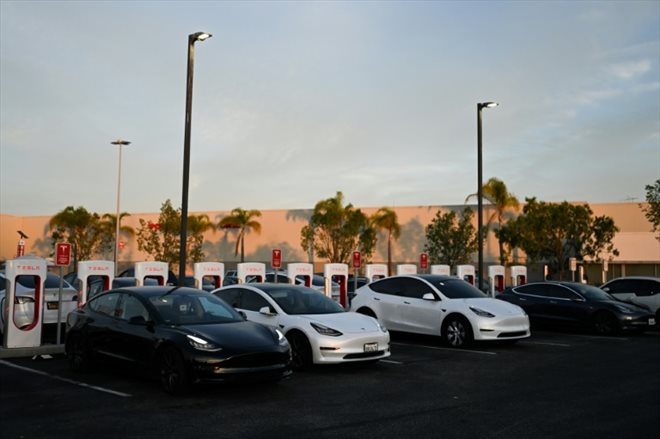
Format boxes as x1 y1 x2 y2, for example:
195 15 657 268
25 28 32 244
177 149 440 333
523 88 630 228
47 302 58 310
649 318 656 326
364 342 378 352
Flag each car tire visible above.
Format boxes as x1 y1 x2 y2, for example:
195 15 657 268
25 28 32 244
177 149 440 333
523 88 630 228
443 315 473 348
159 346 190 395
593 311 620 336
287 331 313 370
67 334 92 373
356 307 377 319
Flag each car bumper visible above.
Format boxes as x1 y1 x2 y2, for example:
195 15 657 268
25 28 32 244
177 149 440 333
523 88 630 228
190 350 292 383
474 315 531 341
311 332 391 364
619 314 656 331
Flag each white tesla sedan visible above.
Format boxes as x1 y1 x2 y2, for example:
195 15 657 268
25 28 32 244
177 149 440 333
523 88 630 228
349 274 530 347
213 283 390 369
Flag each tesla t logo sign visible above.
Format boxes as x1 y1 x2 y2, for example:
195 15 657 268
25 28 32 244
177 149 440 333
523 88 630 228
272 249 282 269
420 253 428 270
353 251 361 269
56 243 72 266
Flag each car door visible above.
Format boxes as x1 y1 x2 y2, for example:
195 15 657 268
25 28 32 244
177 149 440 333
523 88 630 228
367 278 407 331
509 284 548 319
605 279 660 313
113 293 154 365
398 278 442 335
542 285 588 328
235 288 277 328
85 292 123 358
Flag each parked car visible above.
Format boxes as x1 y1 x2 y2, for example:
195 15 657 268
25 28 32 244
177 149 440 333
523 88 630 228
601 277 660 324
118 268 178 286
497 281 655 335
350 274 530 347
213 283 390 369
0 271 77 333
65 286 292 394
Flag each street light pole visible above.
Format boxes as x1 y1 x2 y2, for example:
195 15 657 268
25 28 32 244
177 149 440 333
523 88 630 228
477 102 498 292
111 139 131 276
179 31 212 286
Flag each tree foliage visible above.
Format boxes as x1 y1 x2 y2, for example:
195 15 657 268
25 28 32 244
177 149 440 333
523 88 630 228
187 214 216 264
371 207 401 276
300 192 376 264
498 198 619 280
640 179 660 241
218 208 262 262
49 206 105 267
98 212 135 258
424 208 478 267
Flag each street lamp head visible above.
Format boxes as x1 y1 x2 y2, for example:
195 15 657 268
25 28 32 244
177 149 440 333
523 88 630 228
478 102 499 110
191 32 212 42
111 139 131 146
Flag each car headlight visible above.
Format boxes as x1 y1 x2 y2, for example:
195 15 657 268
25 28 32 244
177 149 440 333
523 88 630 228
275 328 289 346
378 322 388 333
310 322 343 337
614 304 634 314
186 334 222 352
469 306 495 318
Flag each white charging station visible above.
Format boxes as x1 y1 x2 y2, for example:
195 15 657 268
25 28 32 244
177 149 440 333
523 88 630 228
77 261 114 305
324 263 348 308
487 265 506 297
396 264 417 275
430 265 450 276
287 263 313 287
510 265 527 286
135 261 168 286
2 258 47 349
237 262 265 284
456 265 475 285
193 262 224 290
365 264 387 282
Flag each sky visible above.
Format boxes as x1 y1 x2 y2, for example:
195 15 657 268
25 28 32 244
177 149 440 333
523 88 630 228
1 1 659 217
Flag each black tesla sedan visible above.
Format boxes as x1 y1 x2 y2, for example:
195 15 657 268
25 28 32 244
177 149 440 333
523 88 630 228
497 281 655 335
66 287 292 394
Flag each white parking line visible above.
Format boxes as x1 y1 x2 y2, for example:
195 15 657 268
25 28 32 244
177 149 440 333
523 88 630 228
391 342 497 355
0 360 132 397
520 341 571 347
380 359 404 364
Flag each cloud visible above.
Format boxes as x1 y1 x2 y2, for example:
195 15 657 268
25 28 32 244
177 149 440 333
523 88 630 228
610 59 651 79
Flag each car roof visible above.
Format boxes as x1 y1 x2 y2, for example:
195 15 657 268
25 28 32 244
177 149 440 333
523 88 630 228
229 283 317 293
603 276 659 282
106 286 207 297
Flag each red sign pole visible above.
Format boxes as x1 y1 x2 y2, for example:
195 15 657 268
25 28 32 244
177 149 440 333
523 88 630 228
420 252 428 272
272 249 282 283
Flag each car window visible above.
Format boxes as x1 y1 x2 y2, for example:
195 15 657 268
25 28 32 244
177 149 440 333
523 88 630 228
431 279 485 299
240 290 270 312
397 278 435 299
547 285 581 300
118 294 150 322
149 292 242 325
87 292 122 318
369 278 402 295
215 288 242 308
515 284 554 297
603 279 630 294
14 273 71 289
266 286 344 315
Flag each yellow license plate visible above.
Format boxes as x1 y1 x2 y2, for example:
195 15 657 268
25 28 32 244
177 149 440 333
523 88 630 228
47 302 59 310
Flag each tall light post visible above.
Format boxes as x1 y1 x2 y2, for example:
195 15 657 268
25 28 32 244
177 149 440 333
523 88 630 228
477 102 498 292
179 31 212 286
111 139 131 275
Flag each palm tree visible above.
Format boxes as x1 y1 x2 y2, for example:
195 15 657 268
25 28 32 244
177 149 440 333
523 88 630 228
218 208 262 262
49 206 103 267
371 207 401 276
466 177 520 264
187 214 216 264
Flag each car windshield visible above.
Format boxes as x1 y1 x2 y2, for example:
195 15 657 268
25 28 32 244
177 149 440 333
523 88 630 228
570 283 615 301
264 286 344 315
149 292 243 325
424 277 487 299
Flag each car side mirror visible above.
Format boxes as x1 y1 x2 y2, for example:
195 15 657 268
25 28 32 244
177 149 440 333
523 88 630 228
128 315 147 325
422 293 436 301
237 310 247 320
259 306 276 316
602 287 610 292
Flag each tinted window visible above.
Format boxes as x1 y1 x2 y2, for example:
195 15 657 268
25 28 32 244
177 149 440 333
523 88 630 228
149 292 242 325
606 279 660 297
15 273 71 289
264 286 344 315
88 292 122 318
215 288 242 308
240 290 270 312
369 278 402 295
547 285 581 300
398 278 435 299
515 284 555 298
118 294 150 322
429 279 486 299
571 284 616 301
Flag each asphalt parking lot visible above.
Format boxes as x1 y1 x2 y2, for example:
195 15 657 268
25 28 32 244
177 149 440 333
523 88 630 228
1 329 659 439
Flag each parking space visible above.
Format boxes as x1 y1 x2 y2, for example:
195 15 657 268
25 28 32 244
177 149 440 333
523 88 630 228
1 330 659 439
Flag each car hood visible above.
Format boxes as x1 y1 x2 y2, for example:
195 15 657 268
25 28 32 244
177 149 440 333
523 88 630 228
296 312 381 334
460 298 526 316
177 321 280 351
599 298 651 314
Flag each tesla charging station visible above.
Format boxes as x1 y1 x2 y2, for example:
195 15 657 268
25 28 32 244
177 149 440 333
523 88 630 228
510 265 527 286
287 263 313 287
487 265 505 297
365 264 387 282
237 262 265 283
397 264 417 275
135 261 168 286
431 265 450 276
456 265 475 285
193 262 224 289
77 261 114 305
324 263 348 308
3 258 46 349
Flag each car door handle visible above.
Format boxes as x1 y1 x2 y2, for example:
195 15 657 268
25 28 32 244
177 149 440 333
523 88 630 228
519 298 527 301
373 297 380 301
403 301 411 305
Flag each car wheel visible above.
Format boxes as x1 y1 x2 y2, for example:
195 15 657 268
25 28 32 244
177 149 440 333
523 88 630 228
443 315 473 348
67 334 92 373
593 311 620 336
356 307 377 319
159 347 190 395
287 331 313 370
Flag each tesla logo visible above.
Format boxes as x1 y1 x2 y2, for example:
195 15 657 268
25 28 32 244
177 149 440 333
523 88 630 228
203 267 221 272
16 265 40 271
145 267 164 273
88 266 110 272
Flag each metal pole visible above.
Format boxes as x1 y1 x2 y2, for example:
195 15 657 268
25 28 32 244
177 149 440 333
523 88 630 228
179 35 196 286
56 266 63 345
477 104 484 292
115 143 123 275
